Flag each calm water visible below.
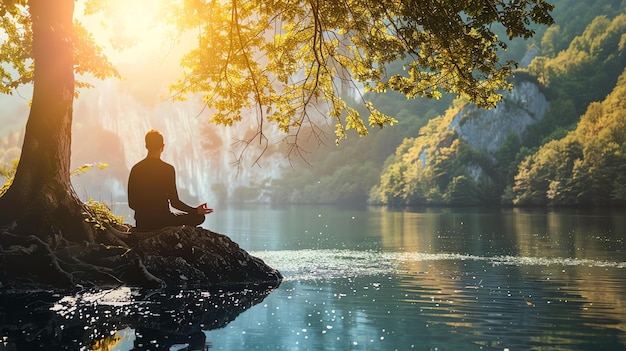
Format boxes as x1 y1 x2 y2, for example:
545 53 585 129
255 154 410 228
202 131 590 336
2 205 625 350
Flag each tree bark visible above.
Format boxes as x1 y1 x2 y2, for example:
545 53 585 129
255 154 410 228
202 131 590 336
0 0 96 244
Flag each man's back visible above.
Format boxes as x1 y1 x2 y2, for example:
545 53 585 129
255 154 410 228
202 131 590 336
128 129 212 230
128 157 176 221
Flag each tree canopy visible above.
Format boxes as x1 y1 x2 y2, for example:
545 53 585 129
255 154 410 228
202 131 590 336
0 0 554 219
0 1 119 93
1 1 554 149
164 0 554 147
0 1 556 151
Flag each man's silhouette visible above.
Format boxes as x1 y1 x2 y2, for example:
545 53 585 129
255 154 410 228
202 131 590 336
128 129 213 230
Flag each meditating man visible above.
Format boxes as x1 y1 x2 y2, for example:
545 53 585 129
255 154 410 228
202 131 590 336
128 129 213 230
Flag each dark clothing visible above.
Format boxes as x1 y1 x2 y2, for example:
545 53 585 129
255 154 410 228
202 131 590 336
131 211 205 231
128 158 204 230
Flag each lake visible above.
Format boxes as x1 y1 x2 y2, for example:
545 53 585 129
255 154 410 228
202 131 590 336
2 205 625 350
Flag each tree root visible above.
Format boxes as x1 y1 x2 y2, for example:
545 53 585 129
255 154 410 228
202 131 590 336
98 222 133 247
0 229 159 290
0 224 282 291
0 231 73 287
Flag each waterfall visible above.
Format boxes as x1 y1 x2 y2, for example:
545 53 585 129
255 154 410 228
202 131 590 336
70 79 289 214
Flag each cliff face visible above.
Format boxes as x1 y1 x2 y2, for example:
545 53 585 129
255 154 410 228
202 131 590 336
450 81 549 154
374 79 551 205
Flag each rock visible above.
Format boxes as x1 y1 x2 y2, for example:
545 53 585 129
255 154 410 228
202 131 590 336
449 81 549 154
0 225 282 291
0 225 281 348
128 226 282 289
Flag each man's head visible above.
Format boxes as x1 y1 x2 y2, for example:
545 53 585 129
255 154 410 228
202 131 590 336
145 129 164 152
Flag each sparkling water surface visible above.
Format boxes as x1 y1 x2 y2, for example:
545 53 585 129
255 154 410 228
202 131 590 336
4 205 625 350
203 206 626 351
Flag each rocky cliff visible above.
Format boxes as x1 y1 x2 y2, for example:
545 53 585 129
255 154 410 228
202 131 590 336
372 78 551 205
449 81 549 154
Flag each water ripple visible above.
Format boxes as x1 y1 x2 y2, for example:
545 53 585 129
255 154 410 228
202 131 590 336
252 249 626 281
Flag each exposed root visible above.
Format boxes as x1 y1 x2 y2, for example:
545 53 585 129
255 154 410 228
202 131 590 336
0 228 135 289
0 225 282 291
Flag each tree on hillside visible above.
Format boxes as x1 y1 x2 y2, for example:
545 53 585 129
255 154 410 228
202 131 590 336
0 0 553 286
512 68 626 206
528 14 626 116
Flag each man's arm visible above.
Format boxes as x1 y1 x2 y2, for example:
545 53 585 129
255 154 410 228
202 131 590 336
170 196 196 213
127 167 136 210
167 166 198 214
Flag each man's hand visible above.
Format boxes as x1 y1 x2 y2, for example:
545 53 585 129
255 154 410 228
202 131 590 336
197 203 214 215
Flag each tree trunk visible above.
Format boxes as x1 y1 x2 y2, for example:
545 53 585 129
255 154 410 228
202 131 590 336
0 1 283 291
0 0 95 244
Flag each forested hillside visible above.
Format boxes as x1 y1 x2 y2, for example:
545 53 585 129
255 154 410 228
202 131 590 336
371 12 626 206
512 68 626 206
267 90 454 204
266 0 626 207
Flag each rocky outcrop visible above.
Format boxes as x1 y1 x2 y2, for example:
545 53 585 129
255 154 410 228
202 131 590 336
0 224 282 291
449 81 549 154
0 225 281 349
127 226 282 289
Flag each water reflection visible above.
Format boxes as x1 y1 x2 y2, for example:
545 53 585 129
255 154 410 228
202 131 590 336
245 249 626 350
1 206 625 350
0 286 275 350
204 206 626 351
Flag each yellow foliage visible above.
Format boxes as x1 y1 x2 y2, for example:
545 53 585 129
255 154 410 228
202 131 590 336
91 331 124 351
165 0 553 145
84 197 123 231
70 162 108 177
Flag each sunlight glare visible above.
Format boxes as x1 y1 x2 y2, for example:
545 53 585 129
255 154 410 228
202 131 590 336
94 0 168 52
78 0 188 105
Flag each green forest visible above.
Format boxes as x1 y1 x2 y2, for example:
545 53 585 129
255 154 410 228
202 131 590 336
262 0 626 207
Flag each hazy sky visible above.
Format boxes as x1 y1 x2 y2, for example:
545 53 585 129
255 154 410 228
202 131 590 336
82 0 190 105
1 0 194 141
